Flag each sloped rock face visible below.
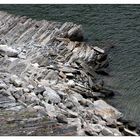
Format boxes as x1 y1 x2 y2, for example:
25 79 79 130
0 11 138 136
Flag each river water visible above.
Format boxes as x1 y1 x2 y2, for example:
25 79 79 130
0 4 140 124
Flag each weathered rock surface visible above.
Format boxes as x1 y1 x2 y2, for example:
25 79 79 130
0 11 138 136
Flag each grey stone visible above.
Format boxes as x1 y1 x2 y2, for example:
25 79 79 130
67 80 75 87
56 114 68 124
0 83 7 89
37 94 44 100
57 90 67 99
23 88 30 93
66 109 78 118
101 127 122 136
0 45 18 57
43 87 61 104
10 75 23 87
65 101 74 109
42 101 57 117
34 86 45 95
72 93 84 101
27 85 34 90
85 123 104 133
93 100 122 123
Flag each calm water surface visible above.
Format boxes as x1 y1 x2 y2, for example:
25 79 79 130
0 4 140 123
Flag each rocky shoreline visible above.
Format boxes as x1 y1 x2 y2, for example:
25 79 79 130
0 11 138 136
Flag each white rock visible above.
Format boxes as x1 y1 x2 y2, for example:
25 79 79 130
93 46 104 54
67 80 75 87
0 45 18 57
27 85 34 90
10 75 23 87
124 128 138 136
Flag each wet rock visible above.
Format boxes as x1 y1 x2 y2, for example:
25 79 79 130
93 46 104 54
67 25 83 41
10 75 23 87
93 100 122 124
0 45 18 57
43 87 61 104
95 69 109 76
123 128 138 136
127 121 137 131
99 88 115 97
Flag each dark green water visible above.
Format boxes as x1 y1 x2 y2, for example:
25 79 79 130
0 4 140 124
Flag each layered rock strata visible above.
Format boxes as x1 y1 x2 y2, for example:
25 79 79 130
0 11 138 136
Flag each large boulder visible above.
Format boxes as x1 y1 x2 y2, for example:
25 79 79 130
93 100 122 124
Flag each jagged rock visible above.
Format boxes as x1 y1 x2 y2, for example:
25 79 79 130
67 25 83 41
42 102 57 117
10 75 23 87
34 86 46 95
57 90 67 99
0 45 18 57
65 101 74 109
87 124 103 134
43 87 61 104
67 118 82 135
0 83 7 89
93 100 122 124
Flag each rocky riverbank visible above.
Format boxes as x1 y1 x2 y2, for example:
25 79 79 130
0 11 138 136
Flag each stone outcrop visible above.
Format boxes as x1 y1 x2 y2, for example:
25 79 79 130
0 11 138 136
